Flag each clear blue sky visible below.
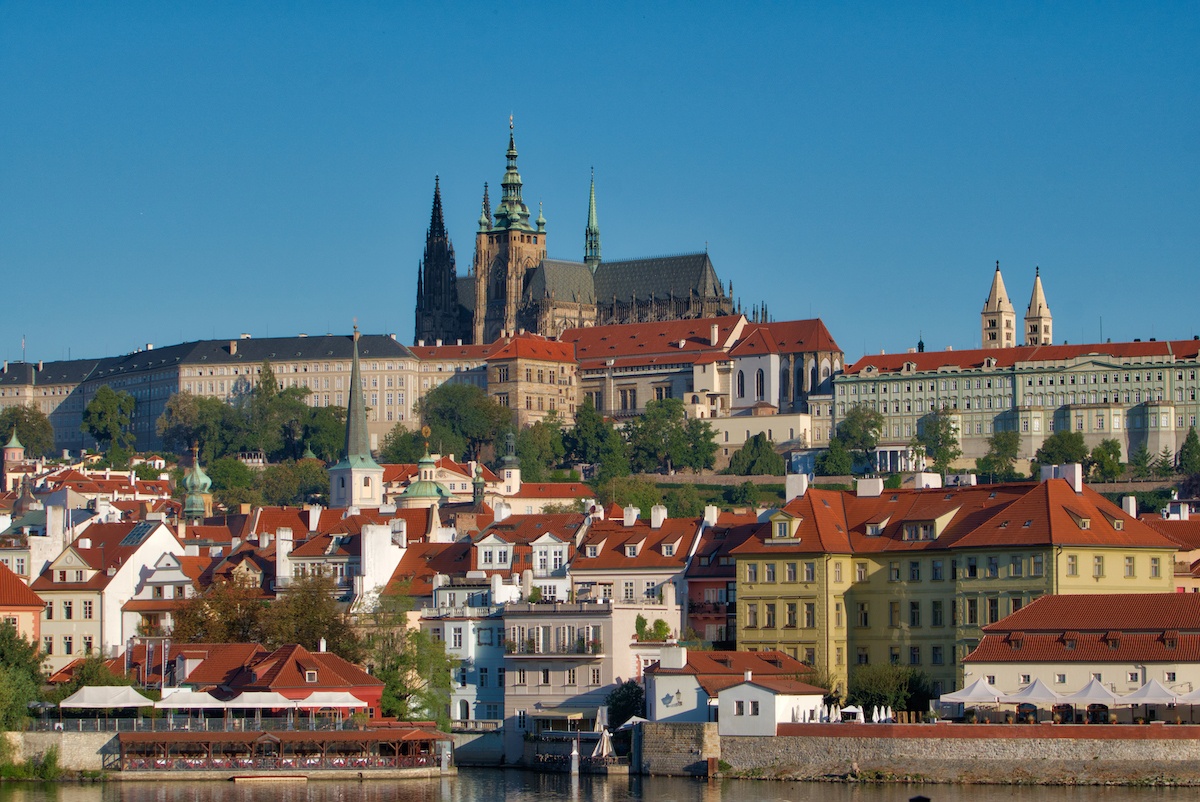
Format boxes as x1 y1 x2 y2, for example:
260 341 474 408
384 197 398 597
2 2 1196 365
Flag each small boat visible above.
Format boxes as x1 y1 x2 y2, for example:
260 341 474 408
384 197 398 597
231 775 308 783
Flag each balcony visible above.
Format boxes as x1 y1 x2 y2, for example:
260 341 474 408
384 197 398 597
420 605 502 620
505 638 604 658
687 601 728 616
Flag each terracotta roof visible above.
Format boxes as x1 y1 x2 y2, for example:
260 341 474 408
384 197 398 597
846 339 1198 377
385 541 472 597
382 457 499 484
509 482 592 500
647 649 814 696
476 513 587 545
31 521 179 592
965 630 1200 664
1140 517 1200 551
230 643 383 693
731 677 828 696
169 643 270 689
980 593 1200 634
687 522 759 578
487 334 576 363
251 508 312 537
562 315 742 369
576 517 702 571
408 342 503 360
0 560 43 609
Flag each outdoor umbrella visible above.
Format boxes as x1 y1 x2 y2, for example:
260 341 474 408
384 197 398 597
590 729 614 758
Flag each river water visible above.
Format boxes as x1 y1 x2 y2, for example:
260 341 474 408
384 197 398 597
0 769 1187 802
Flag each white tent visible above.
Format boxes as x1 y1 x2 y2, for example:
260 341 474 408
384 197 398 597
1060 678 1119 706
1119 679 1178 706
295 691 367 709
999 678 1062 706
938 678 1001 705
616 715 647 731
224 691 296 709
155 689 228 709
1174 686 1200 704
59 686 154 709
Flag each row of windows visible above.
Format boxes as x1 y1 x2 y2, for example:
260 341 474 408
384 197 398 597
42 634 93 656
507 667 603 687
44 600 95 620
744 601 819 629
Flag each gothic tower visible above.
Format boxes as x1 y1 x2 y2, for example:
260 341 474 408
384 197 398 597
584 169 601 273
1024 266 1053 346
981 261 1016 349
471 120 548 343
329 327 385 508
413 177 460 345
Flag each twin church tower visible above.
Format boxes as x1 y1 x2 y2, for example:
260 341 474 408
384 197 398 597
413 122 732 346
981 261 1053 349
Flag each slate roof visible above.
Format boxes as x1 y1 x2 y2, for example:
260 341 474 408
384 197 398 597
593 253 726 303
523 260 596 305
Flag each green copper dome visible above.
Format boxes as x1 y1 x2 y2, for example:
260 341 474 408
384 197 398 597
401 450 452 500
4 430 23 450
183 447 211 520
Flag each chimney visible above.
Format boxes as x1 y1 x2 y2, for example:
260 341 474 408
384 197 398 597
650 505 667 529
145 343 154 351
275 527 293 581
390 517 408 547
260 531 271 549
306 505 322 533
521 569 533 598
703 505 719 526
436 339 443 347
623 506 640 527
184 542 199 557
318 638 326 653
710 323 719 346
490 572 502 600
855 477 884 498
1122 496 1138 517
785 473 809 502
660 643 688 669
744 670 753 682
229 340 238 355
1065 463 1083 494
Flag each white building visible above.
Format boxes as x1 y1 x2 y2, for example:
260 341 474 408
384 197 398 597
716 676 826 736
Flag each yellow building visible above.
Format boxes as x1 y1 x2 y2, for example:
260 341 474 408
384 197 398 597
732 473 1177 696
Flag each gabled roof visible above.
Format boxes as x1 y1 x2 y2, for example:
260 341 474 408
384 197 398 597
575 517 701 571
474 513 586 545
725 677 828 696
230 643 383 692
1139 516 1200 551
522 259 596 305
487 334 576 363
385 541 472 597
32 521 179 592
0 560 43 609
593 252 725 303
508 482 593 500
382 457 499 484
561 315 744 369
169 643 271 689
647 649 813 696
729 319 842 357
980 593 1200 633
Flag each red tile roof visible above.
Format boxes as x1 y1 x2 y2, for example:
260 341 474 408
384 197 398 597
230 643 383 694
487 334 576 363
738 676 828 695
31 522 180 592
576 517 702 571
1140 517 1200 551
0 560 43 609
477 513 587 545
647 649 814 696
385 541 472 597
979 593 1200 633
562 315 743 369
509 482 592 500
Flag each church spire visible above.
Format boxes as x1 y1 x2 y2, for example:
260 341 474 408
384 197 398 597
585 168 601 273
429 175 447 239
981 260 1016 349
343 326 379 468
414 177 458 345
1024 266 1053 345
478 182 491 232
494 117 531 231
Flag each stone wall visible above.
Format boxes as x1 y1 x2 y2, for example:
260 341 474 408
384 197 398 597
637 722 719 777
718 723 1200 784
6 731 117 771
452 731 504 766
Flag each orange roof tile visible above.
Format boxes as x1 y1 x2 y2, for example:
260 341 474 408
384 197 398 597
0 561 43 609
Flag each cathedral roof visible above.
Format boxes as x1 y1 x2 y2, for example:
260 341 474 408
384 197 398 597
523 260 596 305
593 252 725 304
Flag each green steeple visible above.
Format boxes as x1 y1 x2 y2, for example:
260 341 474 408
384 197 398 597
478 183 491 232
584 168 601 273
492 118 533 232
4 429 22 451
182 443 211 521
333 326 381 472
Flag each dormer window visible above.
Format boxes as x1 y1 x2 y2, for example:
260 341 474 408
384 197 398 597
775 522 789 539
305 670 318 683
586 546 598 558
663 544 675 557
625 545 637 557
867 524 883 536
1079 518 1090 530
1113 519 1123 531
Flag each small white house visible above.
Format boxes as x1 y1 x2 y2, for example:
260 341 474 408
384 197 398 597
717 675 826 736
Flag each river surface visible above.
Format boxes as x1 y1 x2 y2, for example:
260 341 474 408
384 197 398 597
0 768 1189 802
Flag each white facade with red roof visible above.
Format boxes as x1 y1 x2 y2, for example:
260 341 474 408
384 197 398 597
32 520 183 670
963 593 1200 705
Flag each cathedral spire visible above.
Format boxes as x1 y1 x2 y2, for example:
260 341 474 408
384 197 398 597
414 177 458 345
429 175 447 240
981 260 1017 349
585 168 601 273
494 118 531 231
1024 266 1053 345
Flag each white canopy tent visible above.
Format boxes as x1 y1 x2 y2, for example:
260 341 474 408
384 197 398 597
999 678 1062 706
1173 686 1200 704
1121 679 1180 706
1060 678 1119 707
155 689 228 709
938 678 1001 705
616 715 647 731
223 691 296 709
59 686 155 709
296 691 367 709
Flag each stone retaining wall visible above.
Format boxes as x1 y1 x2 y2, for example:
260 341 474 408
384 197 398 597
718 723 1200 784
638 722 719 777
5 731 116 771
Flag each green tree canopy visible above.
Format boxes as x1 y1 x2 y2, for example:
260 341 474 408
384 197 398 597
1033 430 1089 468
82 384 135 453
208 457 255 492
515 414 567 482
625 398 715 474
847 663 934 713
1155 446 1177 479
301 405 346 463
725 433 785 476
564 397 607 464
362 592 454 730
665 484 705 517
835 405 884 471
975 430 1021 482
815 438 853 476
1178 427 1200 476
417 383 512 461
596 475 663 514
912 408 962 474
605 679 645 727
0 623 43 728
268 575 362 661
0 405 54 458
725 480 760 507
171 577 270 644
1129 445 1153 479
156 392 249 463
1089 438 1123 483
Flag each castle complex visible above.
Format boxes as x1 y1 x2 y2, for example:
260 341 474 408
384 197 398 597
413 123 733 345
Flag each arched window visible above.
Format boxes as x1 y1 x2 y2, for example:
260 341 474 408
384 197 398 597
363 477 371 488
458 699 470 721
756 369 765 400
737 371 745 398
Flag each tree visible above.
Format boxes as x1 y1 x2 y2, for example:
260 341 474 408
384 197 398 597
1090 439 1123 483
361 592 454 729
626 398 692 474
665 484 705 517
682 418 719 472
301 405 346 463
156 392 248 462
1129 445 1153 480
48 654 133 704
0 623 43 728
208 457 255 492
171 578 269 644
1032 430 1088 469
1178 427 1200 476
565 397 608 464
515 414 567 482
975 430 1021 482
268 574 362 660
847 663 934 713
0 405 54 458
1155 446 1177 479
253 460 330 506
912 408 962 474
604 679 645 727
835 405 884 471
417 383 512 460
725 480 760 507
815 438 853 476
725 433 785 476
596 476 663 514
82 384 136 453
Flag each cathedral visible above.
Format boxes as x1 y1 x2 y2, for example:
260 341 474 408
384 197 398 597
413 124 733 345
